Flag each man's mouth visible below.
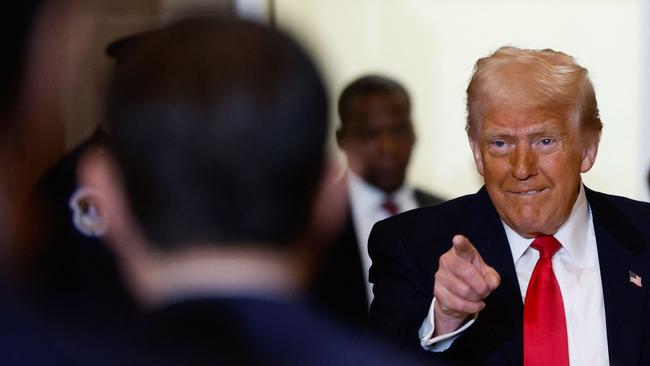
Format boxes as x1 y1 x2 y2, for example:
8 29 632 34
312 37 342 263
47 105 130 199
511 188 546 196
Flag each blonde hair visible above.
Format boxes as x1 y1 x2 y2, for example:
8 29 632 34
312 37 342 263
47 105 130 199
466 46 602 139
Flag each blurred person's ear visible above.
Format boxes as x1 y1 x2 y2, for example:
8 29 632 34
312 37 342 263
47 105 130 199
77 149 152 273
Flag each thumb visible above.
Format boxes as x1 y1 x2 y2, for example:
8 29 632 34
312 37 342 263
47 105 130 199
483 265 501 291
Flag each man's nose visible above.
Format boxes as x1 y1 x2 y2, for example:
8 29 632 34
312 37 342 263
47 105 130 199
377 133 399 154
511 144 538 180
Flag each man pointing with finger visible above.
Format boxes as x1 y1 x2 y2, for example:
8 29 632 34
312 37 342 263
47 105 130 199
366 46 650 366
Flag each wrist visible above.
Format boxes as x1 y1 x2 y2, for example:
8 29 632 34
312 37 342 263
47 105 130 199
433 303 469 336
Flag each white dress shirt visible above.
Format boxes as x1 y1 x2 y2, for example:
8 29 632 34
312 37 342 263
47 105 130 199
419 185 610 365
348 171 418 303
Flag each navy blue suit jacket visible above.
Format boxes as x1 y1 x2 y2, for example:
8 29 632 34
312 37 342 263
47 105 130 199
128 297 431 366
367 186 650 365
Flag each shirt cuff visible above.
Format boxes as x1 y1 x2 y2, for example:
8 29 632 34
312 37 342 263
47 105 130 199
418 297 477 352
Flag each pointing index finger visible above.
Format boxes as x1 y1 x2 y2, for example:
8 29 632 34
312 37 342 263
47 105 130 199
452 234 487 275
452 234 476 261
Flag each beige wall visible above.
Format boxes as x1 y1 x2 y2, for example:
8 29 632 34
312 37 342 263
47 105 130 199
63 2 161 150
64 0 239 151
10 0 241 209
275 0 645 201
55 0 647 201
63 0 273 151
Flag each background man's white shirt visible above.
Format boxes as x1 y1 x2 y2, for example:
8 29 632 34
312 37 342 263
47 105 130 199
348 172 417 303
419 185 610 366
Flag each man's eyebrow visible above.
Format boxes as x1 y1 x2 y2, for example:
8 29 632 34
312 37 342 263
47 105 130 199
481 128 515 137
482 124 567 137
526 124 568 136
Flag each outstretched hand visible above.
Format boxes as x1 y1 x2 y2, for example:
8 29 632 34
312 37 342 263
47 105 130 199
433 235 500 336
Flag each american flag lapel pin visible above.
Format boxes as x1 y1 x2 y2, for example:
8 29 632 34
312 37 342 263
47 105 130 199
629 271 643 288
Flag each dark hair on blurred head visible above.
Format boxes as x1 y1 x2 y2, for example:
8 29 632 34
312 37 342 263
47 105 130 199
337 74 410 130
105 17 329 251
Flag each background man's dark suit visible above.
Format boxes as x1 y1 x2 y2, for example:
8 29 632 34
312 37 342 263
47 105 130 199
311 189 442 329
367 186 650 365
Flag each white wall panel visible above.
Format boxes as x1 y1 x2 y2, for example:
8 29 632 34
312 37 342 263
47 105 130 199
275 0 645 200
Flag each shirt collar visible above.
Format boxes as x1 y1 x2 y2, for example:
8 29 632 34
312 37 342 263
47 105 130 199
347 170 411 214
504 184 591 267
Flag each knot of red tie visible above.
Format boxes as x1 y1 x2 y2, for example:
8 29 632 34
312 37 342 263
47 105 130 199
381 198 399 216
530 235 561 259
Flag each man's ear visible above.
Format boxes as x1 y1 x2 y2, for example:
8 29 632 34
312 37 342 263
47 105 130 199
77 149 147 261
580 135 599 173
335 127 362 176
469 136 485 176
335 127 345 150
78 151 159 305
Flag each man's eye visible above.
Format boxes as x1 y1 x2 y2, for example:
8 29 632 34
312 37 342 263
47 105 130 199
492 140 505 147
537 138 557 147
391 124 412 137
357 130 378 139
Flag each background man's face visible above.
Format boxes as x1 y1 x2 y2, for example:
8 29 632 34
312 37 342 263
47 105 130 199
470 106 597 238
339 91 415 193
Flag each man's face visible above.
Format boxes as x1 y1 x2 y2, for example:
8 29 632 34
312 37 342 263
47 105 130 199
338 91 415 193
469 106 598 238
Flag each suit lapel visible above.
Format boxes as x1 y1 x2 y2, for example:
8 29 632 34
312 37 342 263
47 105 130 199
587 188 648 365
463 187 524 365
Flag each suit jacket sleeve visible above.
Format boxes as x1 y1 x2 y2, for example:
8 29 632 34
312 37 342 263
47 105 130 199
365 190 525 365
365 210 464 366
366 217 433 350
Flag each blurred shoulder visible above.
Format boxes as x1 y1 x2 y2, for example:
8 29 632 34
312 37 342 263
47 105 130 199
374 190 481 235
413 188 445 207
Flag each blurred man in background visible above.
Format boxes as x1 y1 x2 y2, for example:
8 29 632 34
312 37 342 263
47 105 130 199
311 75 444 329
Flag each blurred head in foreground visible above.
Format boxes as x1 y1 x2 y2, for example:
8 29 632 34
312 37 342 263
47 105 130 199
82 17 346 305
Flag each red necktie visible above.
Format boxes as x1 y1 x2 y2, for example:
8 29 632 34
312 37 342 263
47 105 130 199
381 198 399 216
523 235 569 366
